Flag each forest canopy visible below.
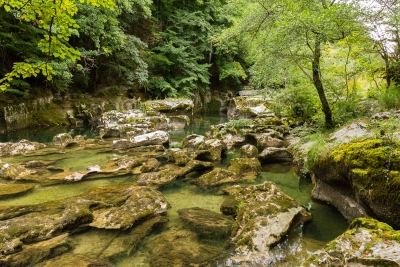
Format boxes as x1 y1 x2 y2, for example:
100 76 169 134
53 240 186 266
0 0 399 127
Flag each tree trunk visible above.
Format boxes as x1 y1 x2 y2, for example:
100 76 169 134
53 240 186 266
312 36 334 128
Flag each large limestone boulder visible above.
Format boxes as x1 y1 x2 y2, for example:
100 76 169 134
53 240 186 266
329 122 371 144
144 99 194 117
0 140 47 157
182 134 206 151
258 147 293 163
311 139 400 228
302 218 400 267
98 109 145 128
227 96 271 119
178 207 234 238
113 130 169 150
221 181 312 266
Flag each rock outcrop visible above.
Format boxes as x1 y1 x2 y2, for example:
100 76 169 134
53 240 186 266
311 139 400 228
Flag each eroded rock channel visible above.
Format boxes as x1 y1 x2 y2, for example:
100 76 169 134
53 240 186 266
0 99 397 267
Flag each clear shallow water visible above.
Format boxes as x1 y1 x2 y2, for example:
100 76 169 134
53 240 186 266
0 114 348 266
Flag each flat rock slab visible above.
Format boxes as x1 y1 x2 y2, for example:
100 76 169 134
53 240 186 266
178 207 234 238
0 183 36 199
137 160 214 186
222 181 312 266
0 234 70 267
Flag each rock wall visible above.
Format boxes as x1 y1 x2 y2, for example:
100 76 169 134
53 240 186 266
0 96 55 133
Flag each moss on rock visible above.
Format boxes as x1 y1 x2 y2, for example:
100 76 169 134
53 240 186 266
312 139 400 228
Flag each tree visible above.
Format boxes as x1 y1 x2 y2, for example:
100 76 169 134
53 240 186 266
363 0 400 89
0 0 115 91
218 0 364 128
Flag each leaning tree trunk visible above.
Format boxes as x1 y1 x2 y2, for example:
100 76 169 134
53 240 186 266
312 36 334 128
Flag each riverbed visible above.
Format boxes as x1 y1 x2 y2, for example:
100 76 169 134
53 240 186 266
0 114 348 266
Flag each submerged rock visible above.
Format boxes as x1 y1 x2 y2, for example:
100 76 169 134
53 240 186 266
147 230 224 267
178 207 234 238
302 218 400 267
0 184 170 256
222 181 312 266
99 215 168 261
35 253 113 267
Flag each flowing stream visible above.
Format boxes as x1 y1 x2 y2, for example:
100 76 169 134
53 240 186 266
0 114 348 266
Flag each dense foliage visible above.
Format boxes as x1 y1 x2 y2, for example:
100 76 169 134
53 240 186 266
0 0 245 97
0 0 400 127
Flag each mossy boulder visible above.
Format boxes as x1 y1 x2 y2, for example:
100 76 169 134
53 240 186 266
193 168 237 188
144 99 194 117
167 149 191 166
178 207 234 238
221 181 312 266
301 218 400 267
227 158 261 180
0 163 32 180
240 144 258 158
311 139 400 228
